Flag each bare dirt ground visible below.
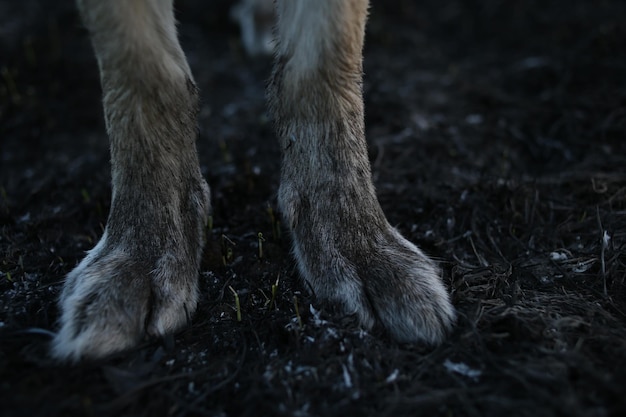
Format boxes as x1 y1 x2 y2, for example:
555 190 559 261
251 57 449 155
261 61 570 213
1 0 625 416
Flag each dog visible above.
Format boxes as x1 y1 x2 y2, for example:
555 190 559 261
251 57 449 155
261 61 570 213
52 0 456 361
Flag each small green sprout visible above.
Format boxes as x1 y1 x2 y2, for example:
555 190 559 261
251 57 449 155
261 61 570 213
219 140 232 163
257 232 265 260
265 275 280 311
81 188 91 204
1 67 21 104
23 36 37 66
221 235 236 265
229 286 242 322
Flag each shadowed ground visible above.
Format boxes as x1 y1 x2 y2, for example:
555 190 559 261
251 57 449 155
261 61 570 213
1 0 625 416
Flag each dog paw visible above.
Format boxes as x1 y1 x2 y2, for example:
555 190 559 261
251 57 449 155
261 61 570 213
281 184 455 344
51 178 210 361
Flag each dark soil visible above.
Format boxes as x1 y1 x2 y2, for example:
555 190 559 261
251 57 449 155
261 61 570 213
1 0 625 416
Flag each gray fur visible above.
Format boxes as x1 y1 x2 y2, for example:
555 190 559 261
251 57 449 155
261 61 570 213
52 0 210 361
52 0 454 361
269 0 455 345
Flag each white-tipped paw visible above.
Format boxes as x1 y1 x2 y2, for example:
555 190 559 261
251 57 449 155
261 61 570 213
51 238 200 362
293 226 455 345
52 179 210 362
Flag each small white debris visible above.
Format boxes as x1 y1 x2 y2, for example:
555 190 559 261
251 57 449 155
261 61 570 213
539 276 552 284
165 359 175 366
516 56 551 70
465 114 484 125
385 369 400 384
603 231 611 248
550 251 568 261
411 112 431 131
342 364 353 388
309 304 328 326
324 327 339 339
443 359 482 381
573 259 596 273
